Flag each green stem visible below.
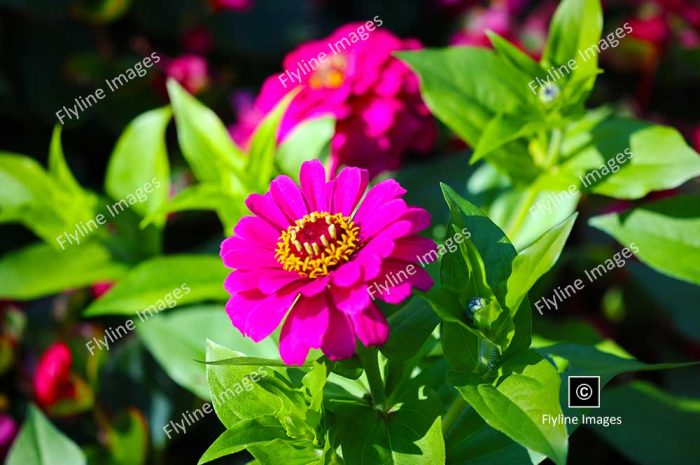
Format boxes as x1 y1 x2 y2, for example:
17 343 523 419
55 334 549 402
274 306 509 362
442 396 467 438
362 348 386 410
505 187 539 242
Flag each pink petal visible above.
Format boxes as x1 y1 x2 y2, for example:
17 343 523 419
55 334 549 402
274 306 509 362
232 216 279 246
391 236 437 263
332 260 362 287
259 270 304 294
321 306 356 360
331 283 371 314
280 293 330 349
245 192 291 230
350 303 389 346
353 179 406 225
221 246 279 270
357 198 408 239
270 175 307 222
331 167 369 216
244 288 300 342
300 275 330 296
300 160 330 212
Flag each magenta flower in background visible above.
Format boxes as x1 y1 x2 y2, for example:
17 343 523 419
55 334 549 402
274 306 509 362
33 342 75 408
231 23 436 178
220 160 435 364
0 413 17 460
210 0 253 12
165 55 210 95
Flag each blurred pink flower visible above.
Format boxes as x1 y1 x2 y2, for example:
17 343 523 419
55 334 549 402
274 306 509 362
33 343 75 409
232 23 436 178
220 160 435 364
229 90 265 148
165 55 209 95
91 281 114 298
0 414 17 460
450 5 513 48
210 0 253 12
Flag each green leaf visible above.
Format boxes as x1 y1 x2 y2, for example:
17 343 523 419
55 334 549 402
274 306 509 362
105 107 171 222
247 89 299 191
336 391 445 465
6 405 86 465
441 184 517 300
206 340 283 428
487 31 546 82
629 263 700 342
83 255 228 316
543 0 603 92
277 115 335 180
198 416 288 464
452 351 567 465
590 382 700 465
167 79 246 184
138 305 278 399
506 213 577 311
592 124 700 198
248 439 320 465
0 153 78 244
48 126 83 196
0 242 126 299
381 296 440 361
104 408 149 465
397 48 530 147
589 195 700 285
471 113 541 164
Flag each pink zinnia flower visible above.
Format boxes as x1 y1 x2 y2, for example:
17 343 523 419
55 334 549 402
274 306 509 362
232 23 436 178
33 342 75 408
220 161 435 364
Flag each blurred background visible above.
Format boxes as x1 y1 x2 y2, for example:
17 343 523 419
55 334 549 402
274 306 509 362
1 0 699 464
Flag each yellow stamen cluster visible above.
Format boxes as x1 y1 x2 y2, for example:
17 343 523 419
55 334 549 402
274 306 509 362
309 55 347 90
275 211 360 278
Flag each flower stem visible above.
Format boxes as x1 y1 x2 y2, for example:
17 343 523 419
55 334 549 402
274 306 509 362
442 396 467 438
362 348 386 410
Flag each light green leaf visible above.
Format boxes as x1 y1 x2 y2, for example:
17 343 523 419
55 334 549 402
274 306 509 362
277 115 335 180
590 124 700 198
198 416 288 464
206 340 283 428
397 48 529 147
0 153 76 244
167 79 246 184
589 195 700 285
452 352 567 465
105 107 171 221
337 393 445 465
487 31 546 82
0 242 126 299
247 89 299 191
7 405 86 465
138 305 278 399
543 0 603 93
248 439 320 465
83 255 228 316
48 125 83 196
506 213 577 310
471 113 541 164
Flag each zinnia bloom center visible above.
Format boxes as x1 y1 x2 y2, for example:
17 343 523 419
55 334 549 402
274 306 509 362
308 55 347 89
275 211 360 278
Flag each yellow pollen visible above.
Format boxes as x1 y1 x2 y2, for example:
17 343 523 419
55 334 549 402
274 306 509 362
275 211 361 278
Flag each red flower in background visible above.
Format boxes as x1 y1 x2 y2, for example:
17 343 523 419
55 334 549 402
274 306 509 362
33 343 75 409
231 23 436 178
0 414 17 460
